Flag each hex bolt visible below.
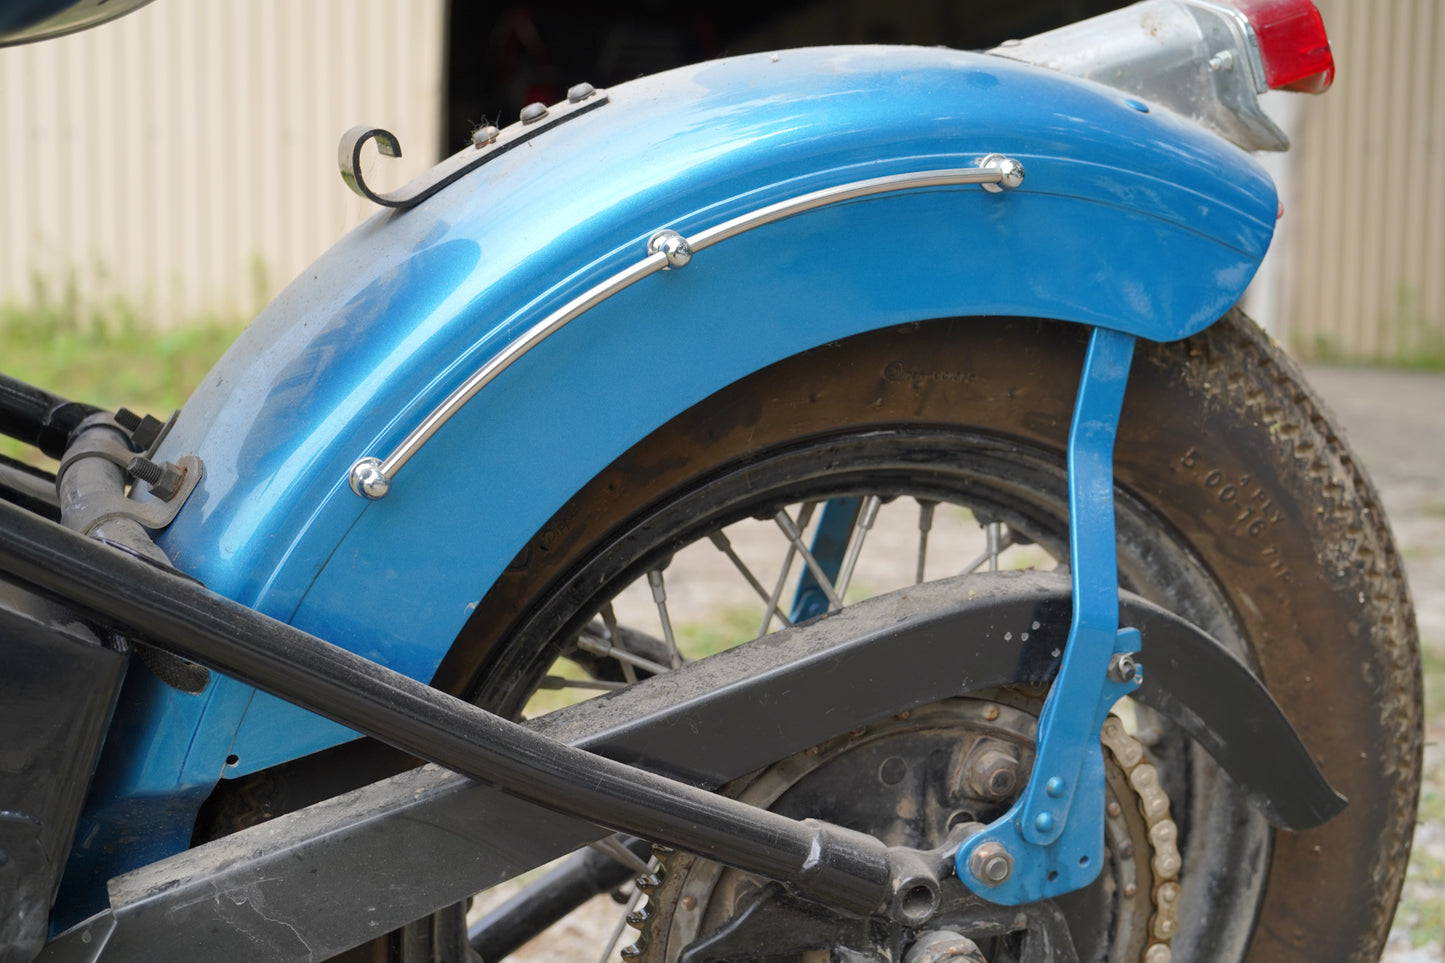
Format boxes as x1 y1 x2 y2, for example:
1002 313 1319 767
968 841 1013 886
1109 652 1140 684
127 456 185 501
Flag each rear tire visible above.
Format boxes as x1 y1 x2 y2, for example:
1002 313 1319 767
426 311 1420 962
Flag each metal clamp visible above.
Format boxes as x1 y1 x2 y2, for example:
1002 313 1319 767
348 154 1026 499
339 85 610 210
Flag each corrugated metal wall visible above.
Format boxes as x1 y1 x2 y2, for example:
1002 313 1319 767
3 1 1439 358
1284 0 1445 360
0 0 445 326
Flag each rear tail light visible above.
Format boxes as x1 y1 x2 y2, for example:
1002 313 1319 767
1230 0 1335 93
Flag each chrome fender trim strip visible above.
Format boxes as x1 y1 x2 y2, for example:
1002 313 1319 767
347 155 1025 499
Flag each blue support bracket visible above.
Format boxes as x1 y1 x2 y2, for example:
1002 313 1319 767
956 326 1141 905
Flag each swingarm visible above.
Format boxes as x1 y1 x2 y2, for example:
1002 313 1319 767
0 490 1339 961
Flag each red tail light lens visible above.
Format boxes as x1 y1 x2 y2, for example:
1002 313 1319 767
1230 0 1336 93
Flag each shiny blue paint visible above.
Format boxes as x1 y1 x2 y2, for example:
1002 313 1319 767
63 44 1278 915
956 328 1143 904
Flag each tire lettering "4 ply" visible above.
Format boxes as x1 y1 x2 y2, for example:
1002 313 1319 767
1179 446 1292 579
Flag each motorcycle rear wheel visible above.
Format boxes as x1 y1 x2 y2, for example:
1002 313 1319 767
417 311 1419 963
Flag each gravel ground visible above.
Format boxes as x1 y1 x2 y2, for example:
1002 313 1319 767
478 363 1445 963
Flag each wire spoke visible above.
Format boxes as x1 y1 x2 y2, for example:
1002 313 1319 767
577 627 671 676
588 835 654 876
834 495 881 600
773 507 845 613
646 569 684 668
961 526 1016 575
709 531 793 629
758 500 818 637
599 603 638 683
915 498 937 585
602 883 648 963
537 675 627 691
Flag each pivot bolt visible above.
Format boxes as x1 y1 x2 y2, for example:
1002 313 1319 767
968 841 1013 886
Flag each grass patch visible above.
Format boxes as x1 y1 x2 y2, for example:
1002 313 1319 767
1421 644 1445 721
677 604 763 659
0 306 244 465
1293 285 1445 369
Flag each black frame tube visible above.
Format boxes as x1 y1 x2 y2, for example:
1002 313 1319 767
0 372 102 459
0 497 902 919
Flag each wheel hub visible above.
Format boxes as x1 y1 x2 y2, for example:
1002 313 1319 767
625 696 1172 963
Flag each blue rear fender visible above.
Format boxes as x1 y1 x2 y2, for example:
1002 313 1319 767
96 44 1276 846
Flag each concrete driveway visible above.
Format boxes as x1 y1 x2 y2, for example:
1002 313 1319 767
1304 364 1445 962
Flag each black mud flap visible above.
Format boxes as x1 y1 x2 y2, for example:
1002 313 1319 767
1 577 128 963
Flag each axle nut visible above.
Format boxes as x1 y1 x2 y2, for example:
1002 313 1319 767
964 746 1020 800
968 841 1013 886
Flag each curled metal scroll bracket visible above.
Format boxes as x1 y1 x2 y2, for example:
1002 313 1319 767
339 126 406 207
338 86 610 211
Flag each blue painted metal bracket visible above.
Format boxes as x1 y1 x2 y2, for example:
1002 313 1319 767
956 326 1142 905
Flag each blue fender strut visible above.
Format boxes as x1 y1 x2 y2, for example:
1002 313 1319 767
957 327 1142 904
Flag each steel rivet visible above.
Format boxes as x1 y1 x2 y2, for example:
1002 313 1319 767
567 82 597 103
1034 811 1055 833
471 125 499 148
1045 776 1065 797
520 101 548 124
1125 98 1150 113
